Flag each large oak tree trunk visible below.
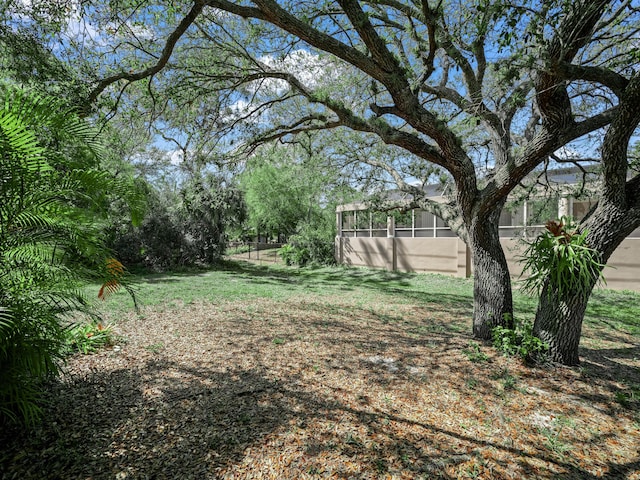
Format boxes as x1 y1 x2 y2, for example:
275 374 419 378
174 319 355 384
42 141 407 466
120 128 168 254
469 207 514 339
533 281 593 365
534 201 640 365
535 75 640 365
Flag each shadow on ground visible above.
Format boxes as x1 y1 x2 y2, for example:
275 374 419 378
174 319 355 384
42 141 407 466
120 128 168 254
0 362 294 479
219 260 475 315
5 261 637 478
1 354 637 479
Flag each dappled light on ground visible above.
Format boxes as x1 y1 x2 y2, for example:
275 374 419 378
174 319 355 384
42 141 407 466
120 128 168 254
1 266 638 479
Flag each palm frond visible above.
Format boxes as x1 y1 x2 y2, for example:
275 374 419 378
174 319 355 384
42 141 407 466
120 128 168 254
0 306 13 332
0 84 139 425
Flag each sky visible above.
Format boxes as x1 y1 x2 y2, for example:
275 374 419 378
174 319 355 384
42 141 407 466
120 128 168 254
6 0 637 184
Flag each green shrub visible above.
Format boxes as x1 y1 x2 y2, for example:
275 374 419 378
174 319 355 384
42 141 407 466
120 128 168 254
108 175 246 270
226 244 252 255
64 322 115 355
462 341 490 363
279 244 297 266
283 221 335 266
279 243 310 266
0 298 70 425
109 189 186 270
492 317 548 364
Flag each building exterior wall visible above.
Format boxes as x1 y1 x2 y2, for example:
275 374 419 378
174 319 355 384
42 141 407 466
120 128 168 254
498 238 640 291
395 238 461 276
500 238 526 280
336 237 469 278
338 237 393 270
335 236 640 292
603 239 640 291
336 184 640 292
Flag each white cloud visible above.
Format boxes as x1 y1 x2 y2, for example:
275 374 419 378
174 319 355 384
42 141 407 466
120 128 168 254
129 149 184 167
65 17 102 44
553 147 582 160
238 49 345 98
219 98 270 125
223 49 350 124
257 50 338 92
169 150 184 166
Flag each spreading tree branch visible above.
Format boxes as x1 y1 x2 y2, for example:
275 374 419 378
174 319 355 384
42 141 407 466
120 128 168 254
86 0 207 107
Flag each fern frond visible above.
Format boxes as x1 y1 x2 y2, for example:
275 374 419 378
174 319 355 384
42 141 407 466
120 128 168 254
0 306 13 332
0 84 141 425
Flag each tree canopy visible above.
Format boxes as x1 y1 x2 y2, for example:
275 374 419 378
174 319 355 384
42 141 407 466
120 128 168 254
4 0 639 364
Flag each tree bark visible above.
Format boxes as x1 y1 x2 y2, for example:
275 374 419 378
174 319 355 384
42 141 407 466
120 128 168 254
469 206 514 339
534 200 640 365
534 282 592 365
534 74 640 366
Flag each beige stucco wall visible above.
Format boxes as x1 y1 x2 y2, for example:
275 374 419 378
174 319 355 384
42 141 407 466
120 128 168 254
336 236 640 292
338 237 393 270
500 238 526 279
601 239 640 291
336 237 469 277
395 238 459 276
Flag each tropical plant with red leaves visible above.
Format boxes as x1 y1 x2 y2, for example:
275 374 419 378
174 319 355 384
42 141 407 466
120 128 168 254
519 217 606 300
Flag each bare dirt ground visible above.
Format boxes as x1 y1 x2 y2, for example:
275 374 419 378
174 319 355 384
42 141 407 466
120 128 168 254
1 294 639 479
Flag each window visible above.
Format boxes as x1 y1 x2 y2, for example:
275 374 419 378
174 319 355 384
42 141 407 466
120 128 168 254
415 210 434 230
435 214 453 236
355 210 370 230
341 212 355 231
340 208 451 238
572 200 595 221
393 210 413 236
527 197 558 226
500 204 525 227
371 211 387 237
372 212 387 230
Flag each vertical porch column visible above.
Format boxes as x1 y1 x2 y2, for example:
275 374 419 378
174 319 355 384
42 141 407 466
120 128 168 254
387 215 396 271
457 238 471 278
558 196 570 218
335 210 343 265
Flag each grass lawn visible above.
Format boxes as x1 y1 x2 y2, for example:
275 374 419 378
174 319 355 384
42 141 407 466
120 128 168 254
1 261 638 479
